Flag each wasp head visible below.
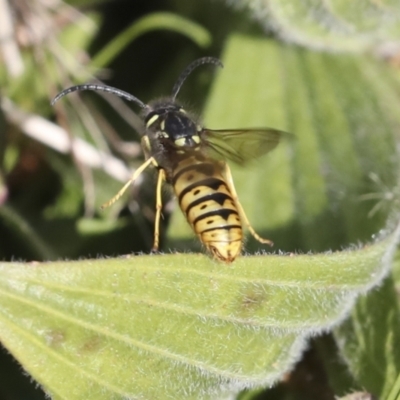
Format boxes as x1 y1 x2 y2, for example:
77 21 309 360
145 102 201 149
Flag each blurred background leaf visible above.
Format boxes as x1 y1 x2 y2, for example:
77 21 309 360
234 0 400 53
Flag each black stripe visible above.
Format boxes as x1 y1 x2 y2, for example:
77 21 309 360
193 209 239 225
185 192 232 215
178 177 225 204
201 225 242 234
172 162 215 186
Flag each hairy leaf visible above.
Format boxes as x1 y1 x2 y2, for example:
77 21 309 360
0 231 397 399
230 0 400 53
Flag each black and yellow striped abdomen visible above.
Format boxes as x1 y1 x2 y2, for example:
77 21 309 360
172 156 242 262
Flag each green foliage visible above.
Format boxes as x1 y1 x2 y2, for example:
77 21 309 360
91 12 211 69
233 0 400 53
0 238 396 399
335 274 400 398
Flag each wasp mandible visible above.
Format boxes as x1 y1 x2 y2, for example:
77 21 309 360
52 57 287 262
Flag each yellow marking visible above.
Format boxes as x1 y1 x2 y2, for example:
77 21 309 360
187 198 235 224
158 131 169 138
180 108 186 114
223 163 273 246
196 125 202 132
194 212 239 233
101 157 155 209
160 120 165 131
142 135 151 154
177 150 185 154
152 168 166 252
146 114 159 127
201 228 242 244
175 138 186 147
192 135 200 144
180 182 230 211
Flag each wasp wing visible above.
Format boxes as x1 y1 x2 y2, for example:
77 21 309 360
202 128 288 165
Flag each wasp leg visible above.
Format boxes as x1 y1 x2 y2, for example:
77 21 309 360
101 157 155 209
152 168 166 252
223 163 273 246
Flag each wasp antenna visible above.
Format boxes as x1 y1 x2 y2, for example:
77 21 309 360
171 57 223 101
51 84 147 109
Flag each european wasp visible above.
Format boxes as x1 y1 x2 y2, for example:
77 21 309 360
52 57 288 262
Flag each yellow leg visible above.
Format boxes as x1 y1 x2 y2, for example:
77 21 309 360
152 168 166 252
223 163 273 246
101 157 155 209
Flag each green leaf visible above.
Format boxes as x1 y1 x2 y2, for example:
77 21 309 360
393 250 400 290
0 230 397 399
335 265 400 398
387 370 400 400
233 0 400 53
91 12 212 69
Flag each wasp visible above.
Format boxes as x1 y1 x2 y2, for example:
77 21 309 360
52 57 287 262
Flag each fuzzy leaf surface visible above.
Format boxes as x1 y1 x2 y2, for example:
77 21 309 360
0 235 395 399
231 0 400 53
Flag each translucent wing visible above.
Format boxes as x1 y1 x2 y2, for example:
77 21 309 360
202 128 289 165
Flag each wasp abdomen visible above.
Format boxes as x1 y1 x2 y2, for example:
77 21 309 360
172 157 242 262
